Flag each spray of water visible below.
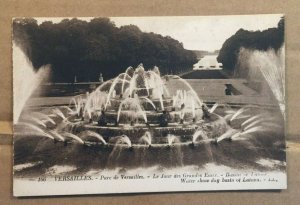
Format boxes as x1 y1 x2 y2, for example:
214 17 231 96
230 107 249 122
79 131 107 144
192 130 208 143
242 126 266 135
216 128 239 143
139 131 152 145
17 122 54 140
140 97 156 110
169 75 202 107
241 114 263 128
52 108 66 120
49 130 65 141
209 103 219 114
62 132 84 144
117 97 147 123
243 118 267 131
69 97 84 116
167 134 180 146
116 135 132 147
31 112 56 125
21 115 47 128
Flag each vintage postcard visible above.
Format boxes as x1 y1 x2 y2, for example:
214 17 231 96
13 14 286 196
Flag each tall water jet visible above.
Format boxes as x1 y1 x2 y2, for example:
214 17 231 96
13 42 50 124
253 47 285 116
121 67 133 94
237 46 285 116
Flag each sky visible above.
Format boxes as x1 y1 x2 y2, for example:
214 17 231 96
36 14 283 52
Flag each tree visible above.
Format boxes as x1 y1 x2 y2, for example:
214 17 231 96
217 17 285 75
13 17 198 82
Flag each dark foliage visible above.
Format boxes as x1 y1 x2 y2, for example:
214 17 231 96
217 17 284 74
13 18 197 82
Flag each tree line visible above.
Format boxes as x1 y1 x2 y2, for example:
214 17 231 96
217 17 284 75
13 18 197 82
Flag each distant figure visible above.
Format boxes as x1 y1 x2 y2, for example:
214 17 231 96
99 73 104 84
202 104 210 120
159 110 170 127
165 75 169 82
98 110 107 126
74 75 77 83
225 85 232 95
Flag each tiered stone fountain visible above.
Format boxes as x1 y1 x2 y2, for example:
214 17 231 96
64 64 223 148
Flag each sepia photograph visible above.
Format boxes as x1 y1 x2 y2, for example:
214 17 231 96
12 14 286 196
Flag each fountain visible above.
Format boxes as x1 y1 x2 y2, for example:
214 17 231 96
14 64 285 175
60 65 210 145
